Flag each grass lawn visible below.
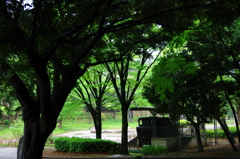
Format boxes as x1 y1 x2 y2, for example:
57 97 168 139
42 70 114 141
53 115 139 135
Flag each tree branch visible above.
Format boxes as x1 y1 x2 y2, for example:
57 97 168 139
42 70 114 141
0 60 39 120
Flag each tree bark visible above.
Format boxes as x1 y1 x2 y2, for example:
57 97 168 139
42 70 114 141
187 116 204 152
17 119 55 159
220 116 228 131
215 116 238 151
121 106 129 155
221 76 239 146
57 117 62 128
200 123 205 131
237 106 240 126
93 112 102 139
193 122 204 152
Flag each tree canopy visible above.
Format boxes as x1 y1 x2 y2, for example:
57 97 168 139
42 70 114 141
143 15 240 151
1 0 240 158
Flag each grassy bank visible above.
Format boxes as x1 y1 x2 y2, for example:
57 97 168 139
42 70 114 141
53 115 139 135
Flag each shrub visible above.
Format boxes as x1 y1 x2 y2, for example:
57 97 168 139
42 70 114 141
179 120 190 128
205 126 240 138
55 137 120 154
55 137 70 152
141 145 168 155
4 119 10 125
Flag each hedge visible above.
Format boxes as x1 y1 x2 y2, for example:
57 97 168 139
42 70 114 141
141 145 168 155
205 126 239 138
55 137 120 153
179 120 190 128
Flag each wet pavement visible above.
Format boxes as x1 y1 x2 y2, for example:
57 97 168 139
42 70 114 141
0 147 17 159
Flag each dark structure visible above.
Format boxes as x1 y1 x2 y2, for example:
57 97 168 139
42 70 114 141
136 117 178 147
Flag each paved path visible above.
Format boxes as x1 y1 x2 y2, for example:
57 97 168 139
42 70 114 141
55 129 137 143
0 147 17 159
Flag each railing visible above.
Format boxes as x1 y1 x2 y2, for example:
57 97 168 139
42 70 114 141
181 125 195 137
180 124 208 142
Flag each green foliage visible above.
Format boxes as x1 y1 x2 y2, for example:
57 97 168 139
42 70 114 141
152 54 196 101
54 137 69 151
101 113 107 120
0 120 23 145
179 119 190 128
9 120 24 142
55 137 120 153
205 126 240 138
4 119 10 125
0 129 13 141
60 97 85 119
141 145 168 155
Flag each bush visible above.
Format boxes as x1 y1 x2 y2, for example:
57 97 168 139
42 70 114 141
205 129 226 138
205 126 240 138
55 137 120 153
55 137 70 152
179 120 190 128
141 145 168 155
4 119 10 125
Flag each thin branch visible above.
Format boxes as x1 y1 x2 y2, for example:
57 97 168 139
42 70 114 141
104 1 223 34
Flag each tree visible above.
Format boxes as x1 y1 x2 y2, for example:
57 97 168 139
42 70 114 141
185 20 240 148
143 54 215 152
143 39 240 151
0 1 239 158
74 65 118 139
103 24 175 154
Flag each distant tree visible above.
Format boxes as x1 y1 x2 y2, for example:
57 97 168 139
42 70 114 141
103 24 174 154
74 65 119 139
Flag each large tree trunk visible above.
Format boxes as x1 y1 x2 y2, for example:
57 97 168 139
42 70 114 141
88 103 102 139
193 122 204 152
215 116 238 151
121 106 129 155
237 106 240 126
220 115 228 131
187 115 204 152
17 119 55 159
221 77 239 147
